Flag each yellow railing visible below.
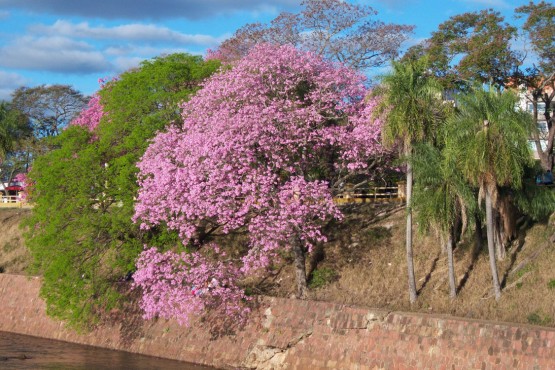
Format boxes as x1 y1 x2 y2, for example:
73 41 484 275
0 196 31 208
333 183 405 205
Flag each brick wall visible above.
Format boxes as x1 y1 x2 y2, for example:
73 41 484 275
1 274 554 369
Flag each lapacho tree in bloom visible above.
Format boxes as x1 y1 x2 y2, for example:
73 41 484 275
70 91 104 132
133 44 385 324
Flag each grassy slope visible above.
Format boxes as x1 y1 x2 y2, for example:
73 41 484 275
0 208 31 274
256 203 555 327
1 205 554 327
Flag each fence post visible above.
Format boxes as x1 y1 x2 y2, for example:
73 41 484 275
397 181 406 201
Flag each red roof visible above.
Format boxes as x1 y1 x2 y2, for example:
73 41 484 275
5 186 23 191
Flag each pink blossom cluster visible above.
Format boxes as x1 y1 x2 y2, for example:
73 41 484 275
70 93 104 132
13 172 29 200
133 44 384 324
133 246 250 326
243 177 342 271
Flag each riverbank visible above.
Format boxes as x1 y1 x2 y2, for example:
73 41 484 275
1 273 554 369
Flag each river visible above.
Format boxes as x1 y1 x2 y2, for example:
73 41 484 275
0 331 217 369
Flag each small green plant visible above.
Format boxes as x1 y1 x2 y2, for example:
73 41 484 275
2 242 18 253
366 227 392 241
516 265 533 279
244 287 254 296
309 267 338 289
527 311 552 326
516 282 523 289
548 280 555 290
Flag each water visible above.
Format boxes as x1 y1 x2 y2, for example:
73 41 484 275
0 331 217 370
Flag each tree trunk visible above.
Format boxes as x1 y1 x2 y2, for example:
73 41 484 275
485 190 501 300
493 195 518 261
291 236 308 299
493 209 506 261
405 159 417 303
447 227 456 299
474 213 483 250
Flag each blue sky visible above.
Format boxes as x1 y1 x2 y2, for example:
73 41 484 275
0 0 535 100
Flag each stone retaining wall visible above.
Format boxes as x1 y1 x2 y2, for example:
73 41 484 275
1 273 554 369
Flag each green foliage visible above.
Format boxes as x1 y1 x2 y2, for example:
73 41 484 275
547 280 555 290
24 54 220 329
407 9 519 89
0 101 32 173
412 142 476 238
446 86 533 195
375 57 445 151
516 1 555 74
512 178 555 221
308 267 338 289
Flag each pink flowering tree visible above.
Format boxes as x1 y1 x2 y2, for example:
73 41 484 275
70 93 104 132
133 44 386 324
134 245 250 327
70 79 110 132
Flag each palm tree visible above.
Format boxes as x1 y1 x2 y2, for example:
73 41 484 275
412 143 475 299
376 57 444 303
446 86 533 300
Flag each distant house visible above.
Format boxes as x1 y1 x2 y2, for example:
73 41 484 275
513 81 554 160
0 181 24 201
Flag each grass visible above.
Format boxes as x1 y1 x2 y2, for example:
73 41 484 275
256 203 555 327
0 208 32 274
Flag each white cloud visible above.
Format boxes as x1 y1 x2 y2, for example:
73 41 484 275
112 56 146 72
31 21 223 47
0 36 112 73
0 70 27 100
461 0 510 9
0 0 298 20
0 18 222 76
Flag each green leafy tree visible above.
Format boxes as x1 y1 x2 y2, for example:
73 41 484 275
0 102 14 161
514 1 555 171
406 9 520 90
12 85 87 138
446 86 533 300
375 57 445 303
0 102 33 182
516 1 554 73
25 54 220 328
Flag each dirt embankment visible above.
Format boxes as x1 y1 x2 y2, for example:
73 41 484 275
257 203 555 327
1 204 555 327
0 208 31 274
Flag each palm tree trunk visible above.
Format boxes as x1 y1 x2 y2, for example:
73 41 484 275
493 209 506 261
474 213 483 250
405 159 417 303
291 235 308 299
447 227 456 299
485 190 501 300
